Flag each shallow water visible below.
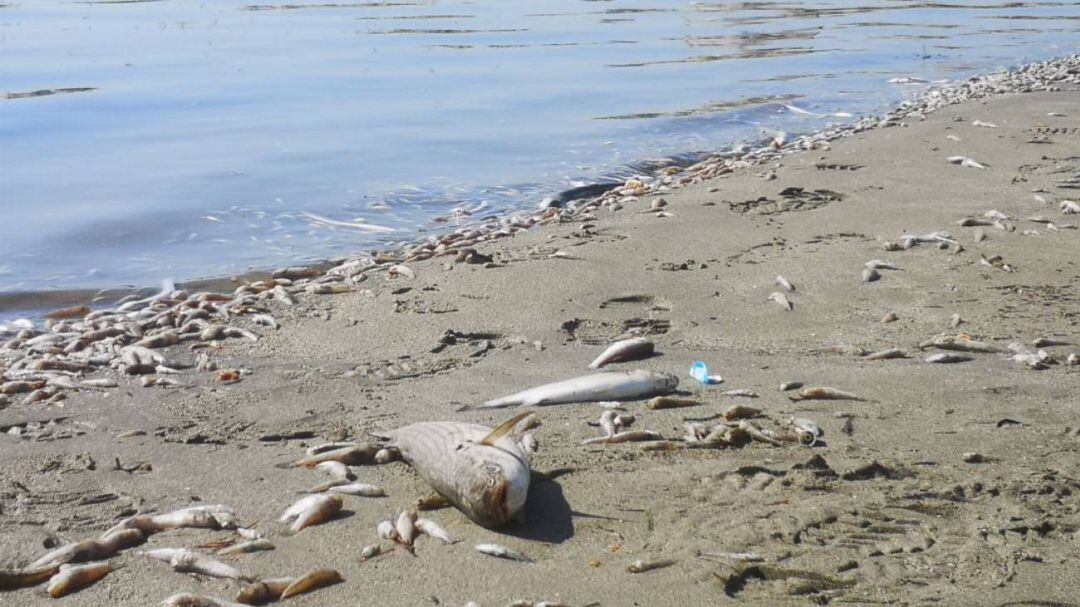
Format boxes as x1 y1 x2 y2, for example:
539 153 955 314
1 0 1078 304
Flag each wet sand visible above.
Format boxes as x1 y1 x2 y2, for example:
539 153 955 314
2 86 1080 605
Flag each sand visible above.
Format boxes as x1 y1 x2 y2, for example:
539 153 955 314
2 87 1079 606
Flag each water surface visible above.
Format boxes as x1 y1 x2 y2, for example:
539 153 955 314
1 0 1078 302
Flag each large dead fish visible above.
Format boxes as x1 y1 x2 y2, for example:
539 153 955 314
467 370 678 410
377 414 532 528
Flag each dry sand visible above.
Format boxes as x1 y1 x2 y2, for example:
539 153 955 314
2 89 1080 606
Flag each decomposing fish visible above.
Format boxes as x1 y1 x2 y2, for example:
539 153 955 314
30 528 143 569
723 404 762 421
47 561 112 598
646 396 700 410
919 333 1004 353
475 543 534 563
235 577 295 605
768 292 793 311
788 387 866 402
864 348 907 361
947 155 986 169
588 338 654 369
581 430 662 445
789 418 823 446
279 494 343 534
360 544 385 561
376 520 397 541
376 413 531 528
162 594 249 607
217 538 274 556
279 569 343 600
0 564 60 591
278 444 380 468
722 389 759 398
627 558 676 573
327 482 386 497
1061 200 1080 214
925 352 973 363
142 548 247 580
775 275 795 292
415 518 456 544
470 369 678 410
980 254 1013 272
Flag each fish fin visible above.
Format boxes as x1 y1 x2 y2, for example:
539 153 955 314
480 412 534 446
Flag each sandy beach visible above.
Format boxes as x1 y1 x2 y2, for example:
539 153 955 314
2 63 1080 606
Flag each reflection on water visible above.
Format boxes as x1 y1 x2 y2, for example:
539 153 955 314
0 0 1078 302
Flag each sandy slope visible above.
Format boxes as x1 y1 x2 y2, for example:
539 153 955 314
2 90 1079 607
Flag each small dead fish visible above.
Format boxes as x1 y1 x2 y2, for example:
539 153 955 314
980 254 1013 272
143 548 246 580
217 538 274 556
925 352 973 364
972 120 998 128
775 275 795 292
646 396 701 410
947 155 986 169
388 264 415 279
864 348 907 361
360 544 385 562
162 594 249 607
768 292 793 311
919 334 1004 353
723 404 762 421
1061 200 1080 215
395 509 418 546
327 482 386 497
582 430 662 445
280 444 379 468
950 313 964 327
881 312 898 323
627 558 676 573
864 259 902 271
280 494 342 534
315 461 355 481
861 267 881 283
789 417 823 446
475 543 533 563
599 410 618 437
473 370 678 409
588 338 655 369
0 565 60 591
47 561 112 598
789 387 865 402
722 389 758 398
279 569 343 600
376 520 398 541
415 518 457 544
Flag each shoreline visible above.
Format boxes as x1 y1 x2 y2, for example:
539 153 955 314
2 56 1080 606
3 55 1077 320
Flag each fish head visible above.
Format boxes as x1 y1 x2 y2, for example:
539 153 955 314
469 460 529 528
654 372 680 392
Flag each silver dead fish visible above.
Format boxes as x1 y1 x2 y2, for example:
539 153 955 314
378 414 531 528
475 543 534 563
588 338 655 369
470 369 678 410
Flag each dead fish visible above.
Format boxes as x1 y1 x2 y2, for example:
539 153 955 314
599 410 618 437
143 548 246 580
395 509 418 546
861 267 881 283
47 561 112 598
581 430 662 445
627 558 676 573
926 353 973 363
722 389 759 398
306 442 356 456
646 396 701 410
881 312 898 323
415 518 456 544
864 259 902 271
972 120 998 128
162 594 249 607
388 264 415 279
315 461 355 481
217 538 274 556
775 275 795 292
588 338 654 369
471 369 678 410
475 543 534 563
768 292 793 311
30 528 143 568
376 520 398 541
723 404 762 421
279 494 343 534
789 387 866 402
107 504 237 535
737 420 783 446
950 313 964 327
378 413 531 528
919 334 1004 353
947 155 986 169
279 444 379 468
980 254 1013 272
789 418 823 446
0 564 59 591
1061 200 1080 215
327 482 386 497
279 569 343 600
235 578 295 605
360 544 384 561
864 348 907 360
